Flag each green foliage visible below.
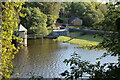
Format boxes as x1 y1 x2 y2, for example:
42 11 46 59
20 2 61 36
27 72 44 80
92 2 120 58
61 2 107 27
41 2 60 26
1 2 24 79
96 34 120 57
61 2 120 80
23 2 60 26
20 7 48 36
61 53 120 79
93 2 120 31
80 2 120 61
61 53 90 79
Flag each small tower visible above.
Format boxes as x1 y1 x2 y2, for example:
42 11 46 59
18 24 27 46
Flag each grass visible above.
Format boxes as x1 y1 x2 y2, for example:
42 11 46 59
77 35 102 42
67 26 80 29
55 36 99 46
69 33 103 42
60 17 69 21
67 25 87 30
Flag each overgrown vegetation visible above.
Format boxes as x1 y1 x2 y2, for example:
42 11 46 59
1 2 24 79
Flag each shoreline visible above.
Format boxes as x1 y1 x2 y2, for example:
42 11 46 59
54 36 99 47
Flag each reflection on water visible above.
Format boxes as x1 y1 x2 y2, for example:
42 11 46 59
13 39 118 78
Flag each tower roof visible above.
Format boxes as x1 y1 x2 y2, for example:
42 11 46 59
18 24 27 32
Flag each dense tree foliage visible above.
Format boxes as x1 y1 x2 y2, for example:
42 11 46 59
1 2 24 79
20 7 48 36
93 2 120 31
25 2 60 26
20 2 61 36
96 2 120 61
39 2 60 26
60 2 107 27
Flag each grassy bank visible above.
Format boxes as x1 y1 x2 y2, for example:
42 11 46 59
69 33 103 42
68 26 86 30
55 36 99 46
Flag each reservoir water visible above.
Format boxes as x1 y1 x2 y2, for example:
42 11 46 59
13 39 118 78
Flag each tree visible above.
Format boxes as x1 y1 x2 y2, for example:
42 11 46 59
61 2 107 27
61 53 120 79
61 2 120 80
93 2 120 31
1 2 24 79
23 2 61 26
20 6 48 36
96 2 120 61
40 2 61 26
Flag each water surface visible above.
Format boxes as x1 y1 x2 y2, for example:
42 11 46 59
13 39 118 78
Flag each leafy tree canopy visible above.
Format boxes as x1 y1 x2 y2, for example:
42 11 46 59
20 7 48 36
61 2 107 27
22 2 60 26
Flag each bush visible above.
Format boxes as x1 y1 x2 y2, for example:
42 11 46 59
61 53 120 80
